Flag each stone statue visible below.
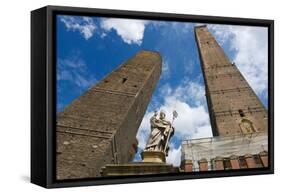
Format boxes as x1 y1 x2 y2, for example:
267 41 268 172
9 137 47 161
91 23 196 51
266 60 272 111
144 110 177 156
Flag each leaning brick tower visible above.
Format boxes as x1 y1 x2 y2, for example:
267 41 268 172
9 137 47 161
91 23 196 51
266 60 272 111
56 50 162 180
194 25 267 137
180 26 268 172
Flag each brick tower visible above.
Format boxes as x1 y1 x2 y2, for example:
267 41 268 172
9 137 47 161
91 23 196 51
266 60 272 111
180 26 268 172
56 50 162 180
194 25 267 137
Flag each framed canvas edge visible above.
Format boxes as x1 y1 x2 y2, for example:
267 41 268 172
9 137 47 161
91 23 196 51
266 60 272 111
31 5 274 188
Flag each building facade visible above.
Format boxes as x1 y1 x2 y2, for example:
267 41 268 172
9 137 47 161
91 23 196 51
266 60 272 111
56 51 162 179
181 26 268 172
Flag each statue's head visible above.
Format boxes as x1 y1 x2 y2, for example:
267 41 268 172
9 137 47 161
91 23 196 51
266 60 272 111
159 110 166 119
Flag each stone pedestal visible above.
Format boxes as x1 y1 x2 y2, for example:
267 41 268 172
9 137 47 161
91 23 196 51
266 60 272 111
101 162 180 176
101 151 180 176
230 155 240 169
244 154 256 168
181 159 193 172
259 151 268 167
214 156 224 170
141 151 166 163
198 158 208 171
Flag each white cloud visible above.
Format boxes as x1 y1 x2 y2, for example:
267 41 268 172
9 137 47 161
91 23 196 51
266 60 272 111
60 16 96 40
100 32 107 38
57 57 96 89
159 83 173 97
100 18 149 45
152 21 193 34
159 95 212 140
161 60 170 79
136 81 212 166
172 22 193 34
209 25 268 98
166 144 182 166
173 79 206 107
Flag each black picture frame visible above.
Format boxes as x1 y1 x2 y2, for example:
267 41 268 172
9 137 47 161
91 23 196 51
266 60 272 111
31 5 274 188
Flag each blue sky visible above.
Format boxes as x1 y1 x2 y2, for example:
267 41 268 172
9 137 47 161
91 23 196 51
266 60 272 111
56 15 268 166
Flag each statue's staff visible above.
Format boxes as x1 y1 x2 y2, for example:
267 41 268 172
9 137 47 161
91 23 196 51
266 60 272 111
163 110 178 153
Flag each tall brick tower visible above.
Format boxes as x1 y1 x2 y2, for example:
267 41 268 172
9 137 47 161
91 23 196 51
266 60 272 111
56 50 162 180
194 25 267 137
180 26 268 172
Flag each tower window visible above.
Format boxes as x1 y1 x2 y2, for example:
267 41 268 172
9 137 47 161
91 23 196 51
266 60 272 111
238 109 245 117
122 77 128 84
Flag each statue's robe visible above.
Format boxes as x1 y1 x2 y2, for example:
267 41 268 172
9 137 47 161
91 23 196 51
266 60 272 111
145 116 174 154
